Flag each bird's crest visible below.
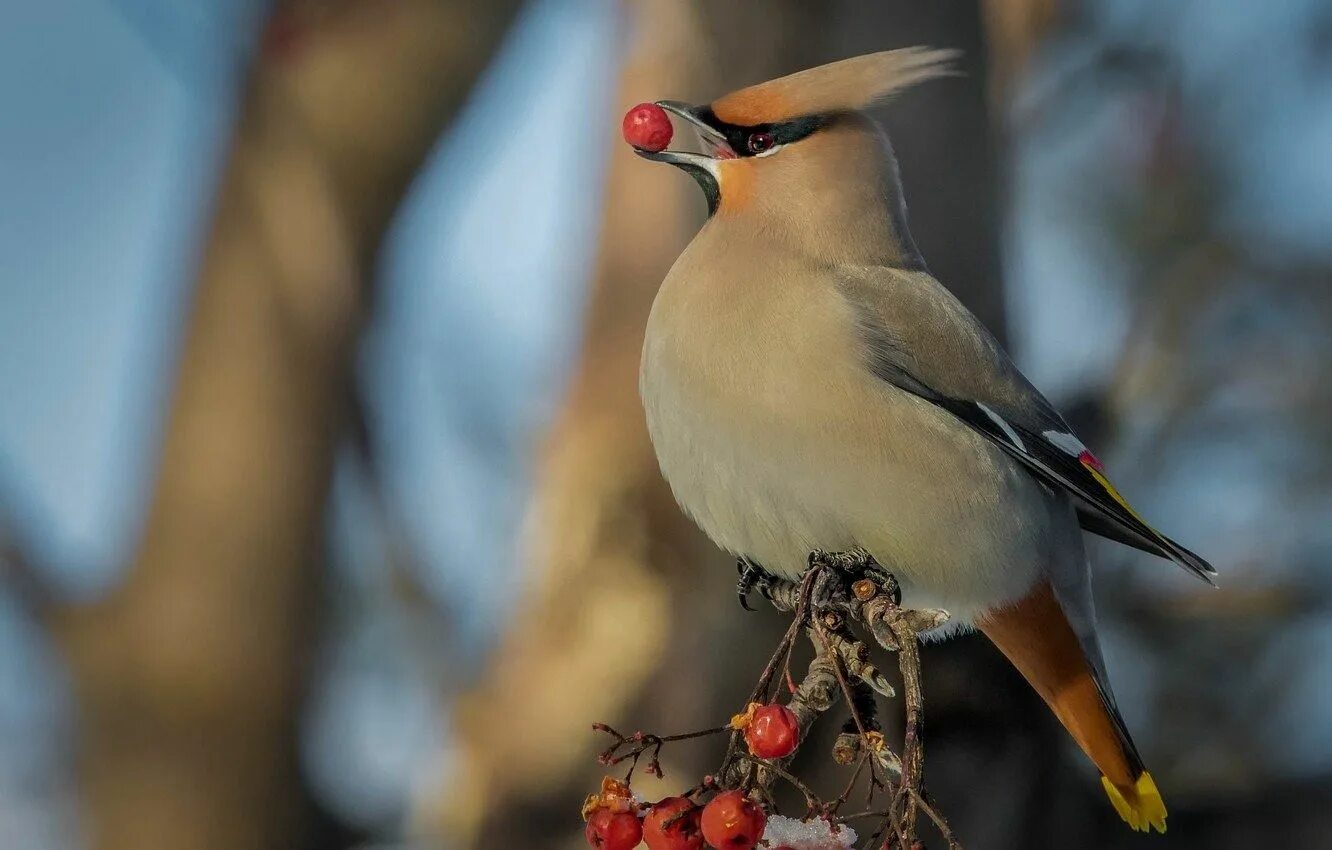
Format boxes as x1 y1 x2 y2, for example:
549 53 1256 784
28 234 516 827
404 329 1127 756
711 47 958 126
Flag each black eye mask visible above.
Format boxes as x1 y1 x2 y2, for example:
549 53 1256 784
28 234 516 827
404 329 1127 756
696 109 833 157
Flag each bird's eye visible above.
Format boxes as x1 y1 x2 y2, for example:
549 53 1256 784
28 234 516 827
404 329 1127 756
747 132 774 154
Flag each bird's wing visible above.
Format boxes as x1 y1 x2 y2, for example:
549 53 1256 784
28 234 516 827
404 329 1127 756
838 265 1216 584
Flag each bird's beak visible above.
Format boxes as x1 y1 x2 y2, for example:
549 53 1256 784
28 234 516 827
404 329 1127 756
634 100 737 171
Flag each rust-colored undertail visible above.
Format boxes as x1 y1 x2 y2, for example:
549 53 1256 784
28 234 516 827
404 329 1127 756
976 581 1167 833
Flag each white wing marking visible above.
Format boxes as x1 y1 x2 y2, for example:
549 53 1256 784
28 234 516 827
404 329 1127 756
1042 429 1088 457
976 403 1025 452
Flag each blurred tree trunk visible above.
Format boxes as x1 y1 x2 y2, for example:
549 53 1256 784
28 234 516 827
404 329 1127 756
51 3 518 850
980 0 1061 100
431 3 722 845
438 3 1014 849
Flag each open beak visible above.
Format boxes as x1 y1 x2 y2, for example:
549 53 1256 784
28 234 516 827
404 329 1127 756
634 100 737 171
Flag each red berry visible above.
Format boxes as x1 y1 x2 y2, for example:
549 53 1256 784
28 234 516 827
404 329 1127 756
585 808 643 850
644 796 704 850
623 102 674 152
700 790 766 849
743 703 800 759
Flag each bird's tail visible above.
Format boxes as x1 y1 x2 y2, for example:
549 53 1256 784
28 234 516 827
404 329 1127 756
1102 772 1167 834
977 581 1167 833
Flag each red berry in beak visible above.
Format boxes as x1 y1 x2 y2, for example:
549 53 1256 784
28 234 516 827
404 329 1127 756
623 102 674 152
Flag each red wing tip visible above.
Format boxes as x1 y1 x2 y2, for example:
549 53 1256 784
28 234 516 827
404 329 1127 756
1078 450 1105 472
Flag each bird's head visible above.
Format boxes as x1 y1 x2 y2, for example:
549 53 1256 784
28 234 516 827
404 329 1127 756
635 48 956 263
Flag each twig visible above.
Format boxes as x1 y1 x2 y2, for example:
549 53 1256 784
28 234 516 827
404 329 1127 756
830 752 871 814
595 723 730 782
910 788 961 850
588 550 960 849
734 753 821 813
719 566 823 785
839 808 893 822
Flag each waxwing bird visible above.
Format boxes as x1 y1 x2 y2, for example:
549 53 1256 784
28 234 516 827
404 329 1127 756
633 49 1216 835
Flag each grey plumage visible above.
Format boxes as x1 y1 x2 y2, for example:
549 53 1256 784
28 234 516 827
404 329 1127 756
842 264 1217 584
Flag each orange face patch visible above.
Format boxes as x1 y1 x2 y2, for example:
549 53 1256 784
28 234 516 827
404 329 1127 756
717 159 755 213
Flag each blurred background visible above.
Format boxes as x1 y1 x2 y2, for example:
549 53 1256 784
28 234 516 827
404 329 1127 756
2 1 1330 848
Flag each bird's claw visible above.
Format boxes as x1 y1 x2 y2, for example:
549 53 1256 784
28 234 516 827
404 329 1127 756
807 548 874 573
736 559 772 611
806 548 902 606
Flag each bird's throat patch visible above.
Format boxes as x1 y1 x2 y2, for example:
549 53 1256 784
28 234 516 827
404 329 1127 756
719 159 755 213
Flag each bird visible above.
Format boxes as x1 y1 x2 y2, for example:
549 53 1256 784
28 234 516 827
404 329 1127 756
632 48 1215 835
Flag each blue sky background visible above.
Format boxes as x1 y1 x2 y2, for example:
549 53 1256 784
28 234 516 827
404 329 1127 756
0 1 256 590
0 0 613 842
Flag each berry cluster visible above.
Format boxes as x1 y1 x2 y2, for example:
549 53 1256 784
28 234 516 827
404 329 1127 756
581 701 800 850
586 786 773 850
579 553 961 849
578 703 793 847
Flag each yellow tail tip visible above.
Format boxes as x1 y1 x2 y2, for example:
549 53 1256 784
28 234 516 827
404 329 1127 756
1101 772 1167 834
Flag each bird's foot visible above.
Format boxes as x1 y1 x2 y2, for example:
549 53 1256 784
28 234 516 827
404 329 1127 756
719 549 958 847
735 558 775 611
752 549 895 615
806 547 874 575
752 549 949 647
800 550 950 650
806 548 901 606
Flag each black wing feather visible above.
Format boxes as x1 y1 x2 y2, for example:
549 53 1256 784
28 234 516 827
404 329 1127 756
929 397 1217 585
1075 509 1163 556
842 267 1215 584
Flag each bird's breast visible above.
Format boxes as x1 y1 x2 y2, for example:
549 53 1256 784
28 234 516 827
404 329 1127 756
640 248 1050 617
